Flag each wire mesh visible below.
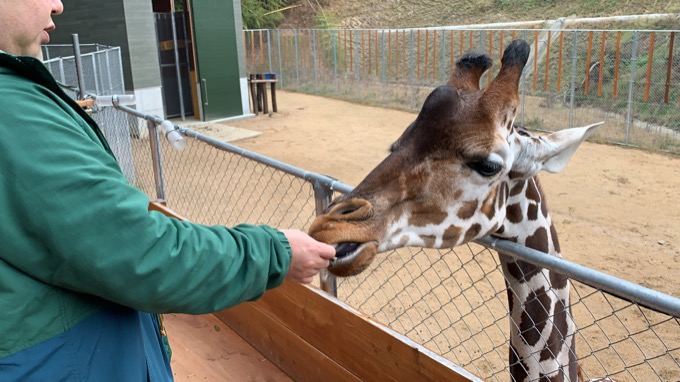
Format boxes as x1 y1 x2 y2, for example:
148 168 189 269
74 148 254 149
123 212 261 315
42 44 125 96
84 103 679 381
246 28 680 155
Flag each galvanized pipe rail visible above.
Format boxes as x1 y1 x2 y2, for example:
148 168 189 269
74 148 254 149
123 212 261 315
179 126 680 318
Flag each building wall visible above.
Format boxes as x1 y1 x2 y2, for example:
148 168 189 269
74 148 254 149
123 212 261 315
54 0 161 91
52 0 163 117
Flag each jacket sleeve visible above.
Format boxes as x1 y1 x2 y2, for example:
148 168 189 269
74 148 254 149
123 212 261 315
0 80 291 314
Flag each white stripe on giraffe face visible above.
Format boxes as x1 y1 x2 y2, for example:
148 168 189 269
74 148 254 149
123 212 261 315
378 197 506 252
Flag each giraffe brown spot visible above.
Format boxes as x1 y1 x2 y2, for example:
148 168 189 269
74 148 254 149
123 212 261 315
505 259 541 283
506 203 523 224
548 272 568 292
497 182 508 211
549 224 561 253
456 200 478 220
505 281 514 313
525 227 549 253
540 298 569 363
507 170 524 180
481 187 498 220
520 286 550 347
527 203 539 221
463 223 482 243
569 330 579 379
526 179 541 203
509 344 530 382
509 181 525 196
408 205 448 227
421 235 436 248
541 193 549 219
442 225 462 247
495 225 505 235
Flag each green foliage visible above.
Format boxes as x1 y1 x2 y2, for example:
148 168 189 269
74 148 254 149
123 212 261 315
315 10 340 29
241 0 292 29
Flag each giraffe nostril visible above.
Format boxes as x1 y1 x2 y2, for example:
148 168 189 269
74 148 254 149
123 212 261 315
326 198 372 220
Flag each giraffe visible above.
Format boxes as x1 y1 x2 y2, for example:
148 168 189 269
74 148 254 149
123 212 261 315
309 39 609 382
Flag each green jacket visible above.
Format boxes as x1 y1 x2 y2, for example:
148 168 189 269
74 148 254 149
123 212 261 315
0 52 292 359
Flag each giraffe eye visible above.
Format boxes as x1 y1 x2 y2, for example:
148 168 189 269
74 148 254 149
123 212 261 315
467 160 503 177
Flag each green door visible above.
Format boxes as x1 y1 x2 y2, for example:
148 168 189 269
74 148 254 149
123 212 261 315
190 0 243 120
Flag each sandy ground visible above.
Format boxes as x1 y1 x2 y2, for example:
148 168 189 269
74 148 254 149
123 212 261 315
219 90 680 298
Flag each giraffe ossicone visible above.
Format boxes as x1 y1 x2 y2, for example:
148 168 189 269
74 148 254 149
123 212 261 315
309 39 608 382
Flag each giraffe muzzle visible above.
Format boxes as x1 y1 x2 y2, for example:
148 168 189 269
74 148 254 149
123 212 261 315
327 241 378 277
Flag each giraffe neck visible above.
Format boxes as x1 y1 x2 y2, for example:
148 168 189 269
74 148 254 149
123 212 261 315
496 177 579 382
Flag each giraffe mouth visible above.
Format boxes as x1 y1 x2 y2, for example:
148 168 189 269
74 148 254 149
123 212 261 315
328 241 379 277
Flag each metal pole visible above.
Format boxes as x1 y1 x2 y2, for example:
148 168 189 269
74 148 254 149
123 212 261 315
569 31 579 129
625 31 639 145
294 30 300 88
312 29 319 93
58 58 66 85
381 31 386 105
277 30 283 88
409 30 415 109
267 29 273 75
147 120 167 201
105 51 113 95
170 10 186 120
91 56 101 95
333 30 339 94
520 30 528 124
71 34 87 100
355 30 361 98
314 181 337 296
441 30 447 83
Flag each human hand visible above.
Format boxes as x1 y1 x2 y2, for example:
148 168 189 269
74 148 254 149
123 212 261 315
280 229 336 284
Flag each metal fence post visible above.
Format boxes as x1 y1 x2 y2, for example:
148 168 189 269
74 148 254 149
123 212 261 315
381 30 386 105
409 30 415 109
355 30 361 98
334 30 339 93
71 34 87 100
294 30 300 88
147 120 167 201
105 51 113 95
312 29 319 93
626 31 639 145
314 181 337 296
441 29 447 83
569 30 579 129
267 29 273 75
277 30 283 89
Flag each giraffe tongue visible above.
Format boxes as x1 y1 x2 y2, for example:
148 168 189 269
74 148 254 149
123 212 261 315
335 242 361 258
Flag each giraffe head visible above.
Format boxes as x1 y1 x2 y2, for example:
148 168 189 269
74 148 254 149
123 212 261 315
309 40 602 277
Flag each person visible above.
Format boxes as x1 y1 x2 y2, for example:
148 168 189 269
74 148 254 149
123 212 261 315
0 0 336 380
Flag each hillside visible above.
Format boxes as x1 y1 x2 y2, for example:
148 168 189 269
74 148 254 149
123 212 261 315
277 0 680 29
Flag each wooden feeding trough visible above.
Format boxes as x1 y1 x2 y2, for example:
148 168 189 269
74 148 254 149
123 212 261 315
149 201 479 381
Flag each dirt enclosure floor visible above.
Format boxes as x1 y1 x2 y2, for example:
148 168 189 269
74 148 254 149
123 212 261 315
175 90 679 381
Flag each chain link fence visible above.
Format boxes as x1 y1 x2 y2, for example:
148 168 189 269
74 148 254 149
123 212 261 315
43 42 680 380
42 43 126 96
245 28 680 154
78 103 678 381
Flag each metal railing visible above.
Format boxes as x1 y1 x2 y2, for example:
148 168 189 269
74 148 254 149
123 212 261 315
79 100 680 381
42 40 125 97
245 28 680 154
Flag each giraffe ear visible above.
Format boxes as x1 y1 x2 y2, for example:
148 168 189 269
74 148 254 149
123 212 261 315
514 122 603 176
